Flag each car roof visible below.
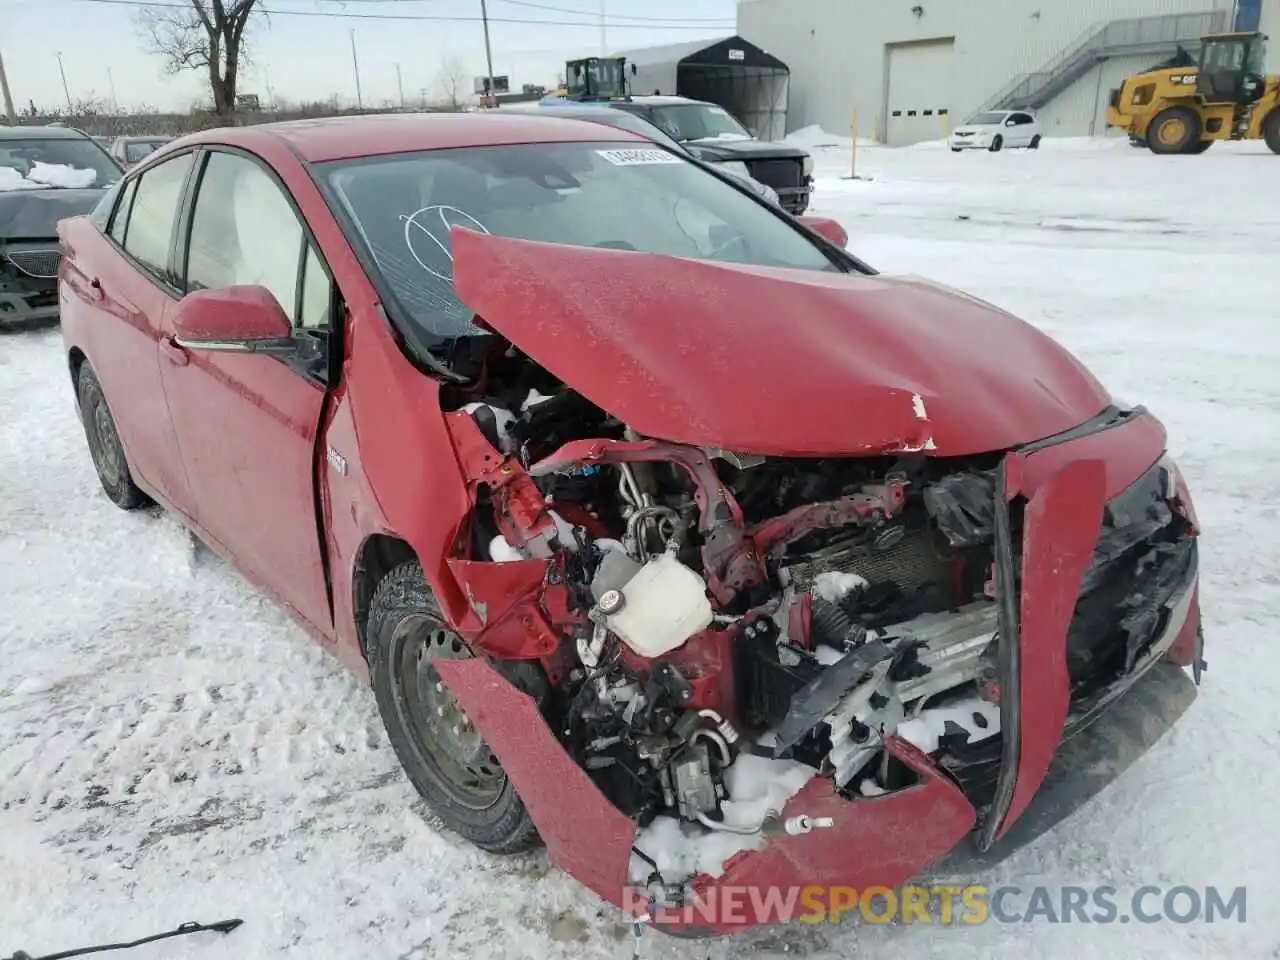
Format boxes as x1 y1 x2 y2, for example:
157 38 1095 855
116 135 171 142
0 125 94 140
176 112 646 163
625 95 708 106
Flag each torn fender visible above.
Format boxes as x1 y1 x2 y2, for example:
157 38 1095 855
433 656 637 904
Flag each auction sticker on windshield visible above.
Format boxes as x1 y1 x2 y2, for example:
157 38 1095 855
596 148 683 165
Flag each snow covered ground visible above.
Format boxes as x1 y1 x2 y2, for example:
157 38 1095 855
4 136 1280 959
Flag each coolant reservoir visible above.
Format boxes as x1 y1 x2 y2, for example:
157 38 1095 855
601 555 714 658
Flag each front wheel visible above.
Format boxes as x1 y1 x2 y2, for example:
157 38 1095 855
1147 107 1201 154
1184 139 1213 154
367 561 540 855
1263 110 1280 155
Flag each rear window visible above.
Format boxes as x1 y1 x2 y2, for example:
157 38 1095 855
320 141 837 349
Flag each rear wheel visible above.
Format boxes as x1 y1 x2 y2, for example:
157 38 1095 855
1147 107 1201 154
1263 110 1280 155
76 363 151 510
988 135 1004 152
1028 134 1042 149
367 561 540 855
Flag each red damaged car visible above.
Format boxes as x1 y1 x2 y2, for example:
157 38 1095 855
58 114 1205 935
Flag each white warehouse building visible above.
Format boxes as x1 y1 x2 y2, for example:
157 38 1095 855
736 0 1280 144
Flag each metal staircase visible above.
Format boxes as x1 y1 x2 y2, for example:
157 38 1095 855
980 9 1230 113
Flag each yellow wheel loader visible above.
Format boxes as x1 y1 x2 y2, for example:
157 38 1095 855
1106 31 1280 155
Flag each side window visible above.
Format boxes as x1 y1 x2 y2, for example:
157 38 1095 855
107 178 138 245
1013 113 1034 126
88 181 123 231
123 153 194 280
299 245 332 330
186 151 303 320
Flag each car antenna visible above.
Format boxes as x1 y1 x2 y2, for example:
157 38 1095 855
4 918 244 960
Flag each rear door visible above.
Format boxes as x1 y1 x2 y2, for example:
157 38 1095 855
158 148 335 633
61 151 197 512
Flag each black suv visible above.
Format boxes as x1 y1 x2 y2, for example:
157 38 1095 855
605 96 813 214
0 125 123 329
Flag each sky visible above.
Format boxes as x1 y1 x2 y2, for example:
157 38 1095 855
2 0 740 113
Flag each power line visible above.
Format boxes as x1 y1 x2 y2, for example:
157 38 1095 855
60 0 736 29
268 0 737 23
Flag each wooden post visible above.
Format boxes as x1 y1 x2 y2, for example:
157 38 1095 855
850 107 859 179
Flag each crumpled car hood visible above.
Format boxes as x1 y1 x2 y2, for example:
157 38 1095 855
450 229 1111 457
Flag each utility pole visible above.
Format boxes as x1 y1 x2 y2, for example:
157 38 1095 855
107 67 118 113
479 0 496 107
350 29 363 109
57 51 72 113
0 44 16 124
599 0 607 56
395 63 405 109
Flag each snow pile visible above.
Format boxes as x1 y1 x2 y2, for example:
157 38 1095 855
28 161 98 188
0 162 98 191
812 570 869 605
628 752 814 885
0 167 44 191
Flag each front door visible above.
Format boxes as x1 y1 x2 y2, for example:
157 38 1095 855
157 148 336 634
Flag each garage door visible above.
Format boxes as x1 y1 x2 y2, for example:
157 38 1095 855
886 38 956 147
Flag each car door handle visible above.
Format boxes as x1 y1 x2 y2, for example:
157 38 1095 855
160 335 189 367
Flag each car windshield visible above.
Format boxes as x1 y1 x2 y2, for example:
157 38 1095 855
969 112 1009 125
124 140 167 163
648 104 752 142
319 141 837 349
0 137 120 189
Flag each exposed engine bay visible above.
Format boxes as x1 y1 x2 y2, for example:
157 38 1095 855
444 337 1016 892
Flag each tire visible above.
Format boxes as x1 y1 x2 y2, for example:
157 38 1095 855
988 135 1003 152
1184 139 1213 154
1263 110 1280 155
951 147 962 153
367 561 540 855
1147 107 1201 155
1028 134 1041 150
76 363 151 510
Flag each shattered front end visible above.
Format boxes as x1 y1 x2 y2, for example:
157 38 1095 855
426 231 1204 936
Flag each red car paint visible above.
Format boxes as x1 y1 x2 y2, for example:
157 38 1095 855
450 228 1113 457
57 114 1203 936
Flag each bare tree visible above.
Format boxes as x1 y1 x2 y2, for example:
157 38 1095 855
434 56 470 111
139 0 263 116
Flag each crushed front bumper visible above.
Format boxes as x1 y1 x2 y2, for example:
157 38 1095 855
433 406 1201 936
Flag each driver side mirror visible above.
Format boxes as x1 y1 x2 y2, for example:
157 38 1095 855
172 285 316 360
796 215 848 249
1005 118 1018 126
